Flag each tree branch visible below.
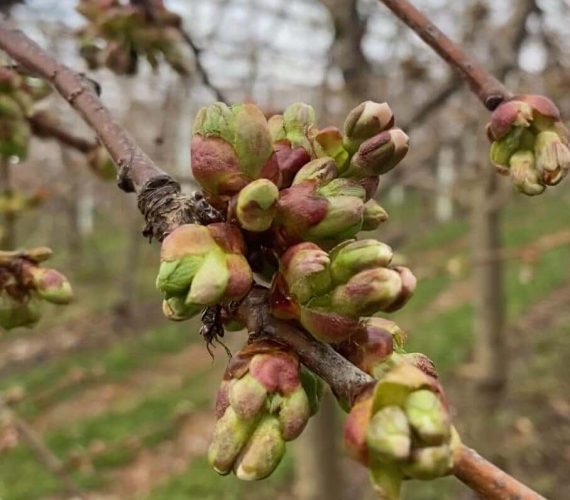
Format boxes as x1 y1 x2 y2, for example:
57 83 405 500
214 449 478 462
0 21 545 500
28 111 96 154
377 0 513 110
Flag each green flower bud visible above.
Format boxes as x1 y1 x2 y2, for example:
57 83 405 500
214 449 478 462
208 407 258 475
292 157 338 186
162 295 202 321
28 267 73 305
404 390 450 445
534 130 570 185
509 150 545 196
344 101 395 153
312 127 349 170
268 114 286 142
282 103 316 151
281 243 332 304
234 416 286 481
362 200 389 231
299 367 323 417
0 294 41 330
401 445 452 480
235 179 279 232
186 248 229 306
489 127 524 170
329 239 393 284
278 386 311 440
317 178 367 200
304 195 364 240
229 373 268 420
366 406 410 461
156 255 204 295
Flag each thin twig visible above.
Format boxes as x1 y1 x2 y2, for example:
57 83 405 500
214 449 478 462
28 111 96 154
377 0 512 110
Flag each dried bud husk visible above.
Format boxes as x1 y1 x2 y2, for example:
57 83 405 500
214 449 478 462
235 179 279 232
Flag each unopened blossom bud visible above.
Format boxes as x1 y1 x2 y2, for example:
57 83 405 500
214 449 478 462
345 129 409 178
229 373 268 420
487 94 569 194
235 179 279 232
362 200 388 231
208 407 258 475
317 178 367 200
312 127 349 170
278 386 311 440
0 293 41 330
157 224 252 319
331 265 416 317
404 390 450 445
344 101 395 153
234 416 286 481
329 239 393 284
191 102 273 196
534 130 570 185
303 195 364 241
401 445 453 480
509 150 545 196
280 243 331 304
366 405 411 461
282 103 316 152
28 267 73 305
293 157 338 185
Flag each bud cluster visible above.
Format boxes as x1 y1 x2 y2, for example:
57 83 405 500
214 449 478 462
191 100 407 248
209 340 321 480
76 0 189 75
0 247 73 330
488 95 570 195
0 67 51 160
270 240 416 343
156 223 253 321
343 335 457 498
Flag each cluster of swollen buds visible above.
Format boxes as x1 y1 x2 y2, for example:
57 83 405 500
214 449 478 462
191 100 407 249
488 95 570 195
341 319 458 499
209 340 321 480
156 223 252 321
76 0 189 75
270 239 416 343
0 247 73 330
0 67 51 160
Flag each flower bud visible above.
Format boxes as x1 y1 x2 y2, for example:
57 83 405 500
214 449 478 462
162 295 202 321
362 200 388 231
278 386 311 440
317 179 367 200
534 129 570 185
282 103 316 152
401 445 453 480
28 267 73 305
208 407 258 475
229 373 268 420
509 150 545 196
304 195 364 241
345 129 409 178
235 179 279 232
292 157 338 185
344 101 395 152
280 243 331 304
331 266 415 317
312 127 349 170
404 390 450 445
366 405 411 461
329 239 393 284
234 416 286 481
0 293 41 330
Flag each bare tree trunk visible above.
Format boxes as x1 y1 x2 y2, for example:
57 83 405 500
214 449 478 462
294 391 345 500
0 159 16 249
470 167 507 403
